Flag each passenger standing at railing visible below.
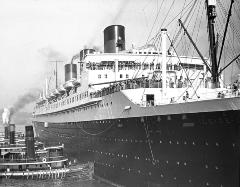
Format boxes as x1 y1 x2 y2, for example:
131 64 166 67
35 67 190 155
169 78 174 88
177 79 183 88
232 80 239 96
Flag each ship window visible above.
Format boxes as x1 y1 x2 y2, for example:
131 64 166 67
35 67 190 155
72 97 74 102
120 74 123 78
126 74 129 78
105 74 107 78
196 64 204 70
98 74 101 79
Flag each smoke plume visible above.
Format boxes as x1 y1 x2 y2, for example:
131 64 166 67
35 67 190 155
38 46 67 61
83 45 102 52
8 89 40 122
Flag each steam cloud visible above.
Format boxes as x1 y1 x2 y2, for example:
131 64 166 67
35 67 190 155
2 108 10 124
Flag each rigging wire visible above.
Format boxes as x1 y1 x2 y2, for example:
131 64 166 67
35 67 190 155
147 0 195 48
215 2 239 66
167 33 200 98
160 0 176 29
167 0 198 53
184 0 203 57
146 0 165 44
217 0 240 46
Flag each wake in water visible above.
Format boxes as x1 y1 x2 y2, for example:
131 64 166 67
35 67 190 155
0 163 111 187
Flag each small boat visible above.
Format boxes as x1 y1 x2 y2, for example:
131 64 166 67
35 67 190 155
0 124 69 179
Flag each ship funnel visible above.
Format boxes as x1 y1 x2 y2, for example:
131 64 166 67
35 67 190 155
65 64 77 82
80 49 95 61
104 25 125 53
25 126 35 160
9 124 15 144
4 126 9 139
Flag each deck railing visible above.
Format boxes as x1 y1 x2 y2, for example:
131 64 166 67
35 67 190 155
0 156 66 163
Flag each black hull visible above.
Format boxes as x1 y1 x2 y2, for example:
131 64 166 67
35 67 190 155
34 110 240 187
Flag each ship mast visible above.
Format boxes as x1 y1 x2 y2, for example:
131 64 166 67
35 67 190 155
161 28 167 94
49 60 63 89
206 0 218 88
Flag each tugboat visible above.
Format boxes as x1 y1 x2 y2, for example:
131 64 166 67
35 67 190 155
0 124 69 179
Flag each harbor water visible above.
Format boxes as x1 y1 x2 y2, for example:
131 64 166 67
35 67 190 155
0 125 112 187
0 174 111 187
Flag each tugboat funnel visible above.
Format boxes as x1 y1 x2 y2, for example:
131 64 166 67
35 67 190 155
4 126 9 139
25 126 35 160
9 124 15 144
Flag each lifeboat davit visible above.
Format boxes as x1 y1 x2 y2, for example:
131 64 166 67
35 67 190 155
64 79 75 90
58 85 66 95
53 89 60 96
72 79 81 87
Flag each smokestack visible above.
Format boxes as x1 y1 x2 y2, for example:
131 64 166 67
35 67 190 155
4 126 9 139
9 124 15 144
80 49 95 61
65 64 77 82
25 126 35 160
104 25 125 53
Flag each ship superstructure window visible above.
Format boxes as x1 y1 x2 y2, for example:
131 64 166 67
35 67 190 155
118 61 139 70
105 74 108 78
98 74 101 79
126 74 129 78
179 63 204 70
120 74 123 78
156 63 161 69
86 61 114 70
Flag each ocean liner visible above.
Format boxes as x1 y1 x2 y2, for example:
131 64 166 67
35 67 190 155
33 1 240 186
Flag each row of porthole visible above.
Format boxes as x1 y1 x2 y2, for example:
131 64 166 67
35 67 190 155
89 149 222 171
95 161 224 186
92 136 234 148
38 128 236 149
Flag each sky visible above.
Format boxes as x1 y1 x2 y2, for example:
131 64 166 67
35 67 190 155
0 0 239 112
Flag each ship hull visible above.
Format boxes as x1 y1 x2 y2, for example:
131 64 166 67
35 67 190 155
34 108 240 186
